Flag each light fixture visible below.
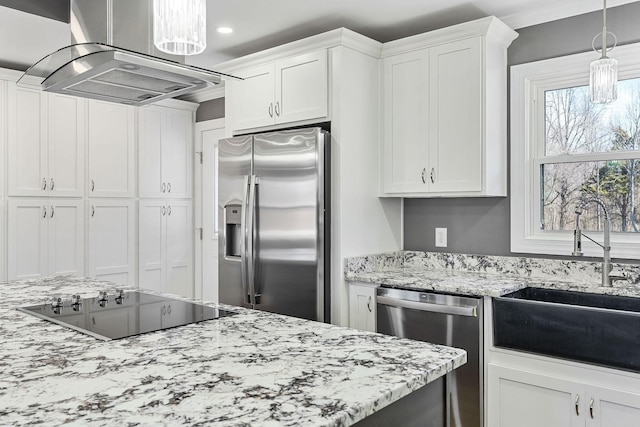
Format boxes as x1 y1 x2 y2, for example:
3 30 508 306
153 0 206 56
216 27 233 34
590 0 618 104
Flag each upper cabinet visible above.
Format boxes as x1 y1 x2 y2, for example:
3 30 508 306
139 103 195 199
8 87 85 197
87 100 135 197
226 50 328 132
380 17 518 197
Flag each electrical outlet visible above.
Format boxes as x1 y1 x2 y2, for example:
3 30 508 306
435 228 447 247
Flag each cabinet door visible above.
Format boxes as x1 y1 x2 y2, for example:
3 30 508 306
165 201 192 298
428 37 483 193
161 108 193 199
382 50 430 193
586 385 640 427
48 200 84 276
7 199 48 280
88 199 135 285
138 106 164 197
275 50 328 124
348 283 377 332
231 64 275 130
48 94 85 197
87 101 135 197
139 200 166 293
8 86 48 197
487 364 584 427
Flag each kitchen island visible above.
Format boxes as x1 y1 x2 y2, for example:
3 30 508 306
1 276 466 426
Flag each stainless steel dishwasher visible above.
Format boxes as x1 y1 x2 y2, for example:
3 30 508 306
377 286 483 427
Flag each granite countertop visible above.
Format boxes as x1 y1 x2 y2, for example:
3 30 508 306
1 276 466 426
345 251 640 298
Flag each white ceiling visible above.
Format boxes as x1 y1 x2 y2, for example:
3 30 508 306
186 0 639 68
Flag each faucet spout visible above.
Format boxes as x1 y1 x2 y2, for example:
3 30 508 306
572 198 613 286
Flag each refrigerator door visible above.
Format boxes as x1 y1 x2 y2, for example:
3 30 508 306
218 135 252 307
252 128 326 321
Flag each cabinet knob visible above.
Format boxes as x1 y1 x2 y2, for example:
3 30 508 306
575 394 580 416
168 205 172 216
167 182 171 193
430 167 435 184
50 206 55 218
162 182 166 193
162 206 166 216
50 178 55 191
268 103 274 118
421 168 426 184
367 296 372 312
589 398 594 419
91 206 95 217
42 178 47 190
275 101 280 117
42 206 47 218
91 179 95 192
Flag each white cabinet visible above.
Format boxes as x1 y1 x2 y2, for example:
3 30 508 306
7 198 84 280
8 87 85 197
139 105 194 199
139 200 192 297
348 283 377 332
87 199 136 286
87 100 135 197
380 18 517 197
227 50 328 131
488 364 640 427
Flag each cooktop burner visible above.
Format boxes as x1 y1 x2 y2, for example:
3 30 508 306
17 290 237 340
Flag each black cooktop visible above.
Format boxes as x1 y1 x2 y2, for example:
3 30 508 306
17 290 237 340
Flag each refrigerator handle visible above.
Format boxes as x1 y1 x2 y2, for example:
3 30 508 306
240 175 251 305
247 175 259 306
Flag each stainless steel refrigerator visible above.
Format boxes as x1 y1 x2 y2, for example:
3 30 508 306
218 127 330 322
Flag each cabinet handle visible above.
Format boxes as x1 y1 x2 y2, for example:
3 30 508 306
51 178 55 190
575 395 580 416
167 182 171 193
91 206 95 217
367 296 372 312
430 167 435 184
268 103 273 118
42 178 47 190
589 398 594 419
162 182 166 193
50 206 55 218
42 206 47 218
91 179 95 192
421 168 426 184
168 205 172 216
275 101 280 117
162 206 166 216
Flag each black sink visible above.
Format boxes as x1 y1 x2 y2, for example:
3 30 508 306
493 287 640 373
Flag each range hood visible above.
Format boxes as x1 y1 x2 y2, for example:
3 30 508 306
17 0 234 106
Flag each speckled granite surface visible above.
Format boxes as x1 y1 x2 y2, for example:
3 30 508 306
345 251 640 298
1 276 466 426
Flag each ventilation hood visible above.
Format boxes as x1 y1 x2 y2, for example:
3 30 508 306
17 0 234 106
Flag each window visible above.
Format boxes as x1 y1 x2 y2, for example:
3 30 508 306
511 43 640 259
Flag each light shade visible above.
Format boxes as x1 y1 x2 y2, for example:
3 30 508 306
153 0 206 56
590 57 618 104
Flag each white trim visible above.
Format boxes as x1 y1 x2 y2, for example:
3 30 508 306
510 42 640 260
179 84 226 103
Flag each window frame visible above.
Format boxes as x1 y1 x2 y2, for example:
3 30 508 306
510 43 640 259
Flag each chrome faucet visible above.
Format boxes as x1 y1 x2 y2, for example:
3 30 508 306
572 198 623 286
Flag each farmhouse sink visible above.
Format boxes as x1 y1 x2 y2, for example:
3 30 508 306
493 287 640 373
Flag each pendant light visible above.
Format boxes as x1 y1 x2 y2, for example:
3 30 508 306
153 0 206 56
590 0 618 104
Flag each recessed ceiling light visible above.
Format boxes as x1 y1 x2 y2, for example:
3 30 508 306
216 27 233 34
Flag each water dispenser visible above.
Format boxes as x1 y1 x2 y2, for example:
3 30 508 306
225 204 242 258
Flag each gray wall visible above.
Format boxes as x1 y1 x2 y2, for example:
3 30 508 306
196 98 225 122
403 2 640 262
0 0 69 22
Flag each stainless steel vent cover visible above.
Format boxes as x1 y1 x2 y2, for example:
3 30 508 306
18 43 229 106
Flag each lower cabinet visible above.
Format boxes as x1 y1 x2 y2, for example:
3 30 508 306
88 199 136 286
139 200 193 298
348 282 377 332
488 364 640 427
7 198 84 280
